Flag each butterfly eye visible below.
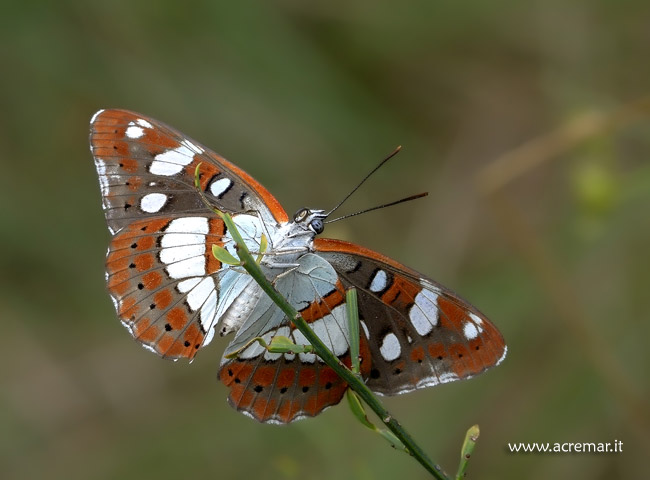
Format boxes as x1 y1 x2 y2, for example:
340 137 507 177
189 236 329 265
293 208 309 223
310 219 324 234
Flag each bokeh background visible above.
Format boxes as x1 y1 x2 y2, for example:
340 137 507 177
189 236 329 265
2 1 649 479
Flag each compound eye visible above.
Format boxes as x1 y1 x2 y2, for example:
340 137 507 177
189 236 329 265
293 208 309 222
310 218 324 234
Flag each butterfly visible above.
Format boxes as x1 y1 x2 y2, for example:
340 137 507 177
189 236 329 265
89 109 506 424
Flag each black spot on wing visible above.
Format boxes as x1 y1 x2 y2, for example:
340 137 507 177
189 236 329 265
239 191 248 209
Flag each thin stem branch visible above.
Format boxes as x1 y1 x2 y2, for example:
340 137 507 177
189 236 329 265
220 211 448 479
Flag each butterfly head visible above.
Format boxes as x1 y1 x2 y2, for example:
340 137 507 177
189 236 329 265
292 208 326 235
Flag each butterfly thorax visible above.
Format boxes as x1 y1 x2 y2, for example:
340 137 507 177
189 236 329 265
216 208 327 337
260 207 326 266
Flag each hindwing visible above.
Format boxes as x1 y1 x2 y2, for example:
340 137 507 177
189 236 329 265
314 238 507 395
217 253 372 423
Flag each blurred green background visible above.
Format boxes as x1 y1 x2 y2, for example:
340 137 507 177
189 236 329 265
2 1 649 479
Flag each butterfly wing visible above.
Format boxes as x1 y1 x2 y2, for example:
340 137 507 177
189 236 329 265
90 108 288 235
104 215 233 359
218 326 367 424
314 238 507 395
90 109 287 359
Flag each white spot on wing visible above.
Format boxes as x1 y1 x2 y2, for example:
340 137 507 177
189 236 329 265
95 159 107 175
469 312 483 325
437 372 459 384
202 326 216 346
379 333 401 361
149 141 196 176
160 217 208 279
182 139 203 154
96 162 110 197
125 124 144 139
160 244 204 264
463 322 479 340
140 193 167 213
369 269 388 293
210 178 232 198
200 290 218 338
497 346 508 365
140 343 157 354
109 294 118 311
409 288 439 335
360 320 370 339
186 277 215 311
307 304 349 360
166 217 209 234
90 109 105 124
136 118 153 129
178 277 201 293
166 257 205 279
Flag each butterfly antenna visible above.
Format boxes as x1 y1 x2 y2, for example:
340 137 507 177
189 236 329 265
325 192 428 224
325 145 402 218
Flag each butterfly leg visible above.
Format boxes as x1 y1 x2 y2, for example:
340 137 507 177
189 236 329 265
265 246 310 257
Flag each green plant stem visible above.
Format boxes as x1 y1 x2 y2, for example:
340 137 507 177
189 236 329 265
346 288 361 375
221 212 448 480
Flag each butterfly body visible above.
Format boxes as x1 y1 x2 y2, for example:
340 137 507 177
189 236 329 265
90 109 506 423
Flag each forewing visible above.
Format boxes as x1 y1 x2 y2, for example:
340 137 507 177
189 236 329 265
314 238 507 396
90 109 287 359
89 109 288 235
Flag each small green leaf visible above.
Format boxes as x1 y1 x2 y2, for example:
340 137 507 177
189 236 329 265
378 427 407 452
212 244 240 265
267 335 314 354
346 390 407 452
346 388 377 431
224 335 316 359
455 424 480 480
256 233 268 264
346 390 375 430
194 162 203 190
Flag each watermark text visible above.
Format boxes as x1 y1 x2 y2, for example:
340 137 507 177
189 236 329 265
507 440 622 454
